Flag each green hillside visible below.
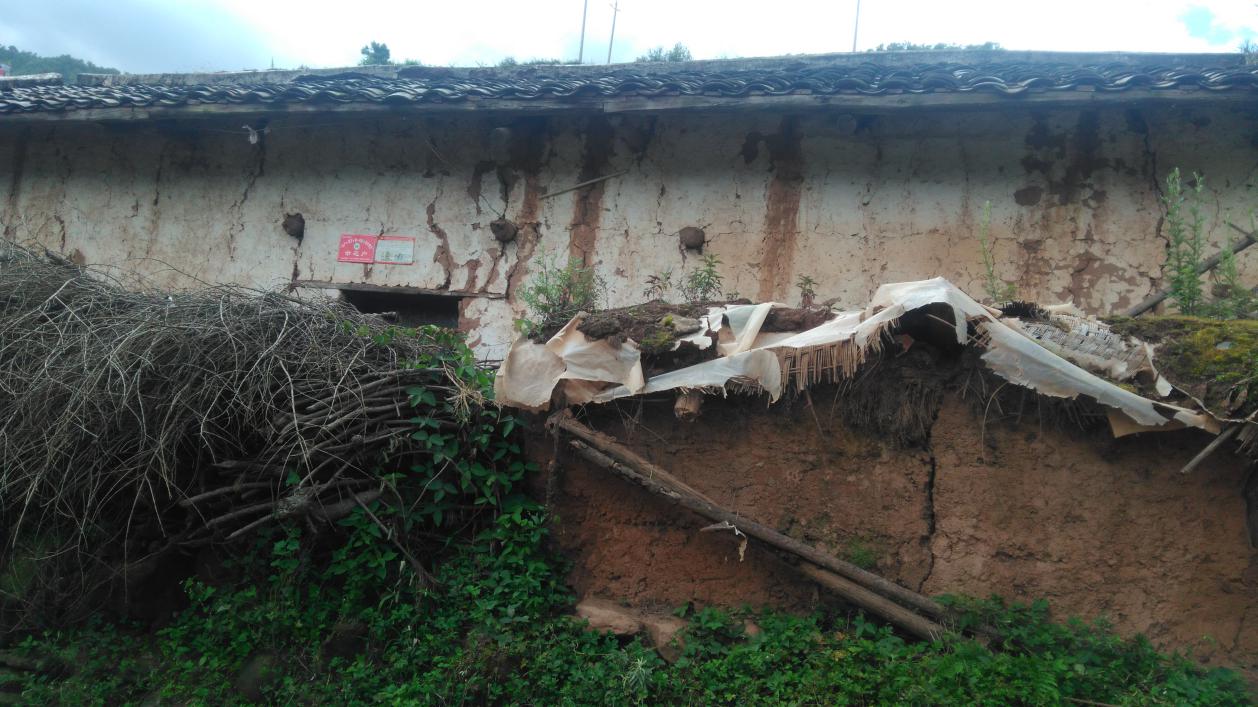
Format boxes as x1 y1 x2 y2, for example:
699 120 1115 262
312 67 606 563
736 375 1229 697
0 45 119 81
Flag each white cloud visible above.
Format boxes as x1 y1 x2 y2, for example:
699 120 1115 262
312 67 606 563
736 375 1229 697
8 0 1257 73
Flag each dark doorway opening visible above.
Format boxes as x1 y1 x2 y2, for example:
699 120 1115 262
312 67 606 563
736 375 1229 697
339 288 461 329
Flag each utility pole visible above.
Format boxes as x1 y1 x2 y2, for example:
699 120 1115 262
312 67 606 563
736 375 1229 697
607 0 620 64
578 0 589 63
851 0 862 53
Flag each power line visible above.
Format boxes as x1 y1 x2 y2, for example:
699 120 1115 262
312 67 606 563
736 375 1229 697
852 0 862 53
578 0 590 63
607 0 620 64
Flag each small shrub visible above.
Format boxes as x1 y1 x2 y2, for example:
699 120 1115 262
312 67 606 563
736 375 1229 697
516 253 606 336
1163 167 1209 315
680 255 724 303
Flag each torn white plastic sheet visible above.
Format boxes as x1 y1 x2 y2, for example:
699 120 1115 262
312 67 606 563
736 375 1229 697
493 312 644 410
494 277 1218 435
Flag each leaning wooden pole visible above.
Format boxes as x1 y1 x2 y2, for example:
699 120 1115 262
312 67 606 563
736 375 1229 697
797 563 943 641
1124 222 1257 317
556 417 948 623
563 438 948 639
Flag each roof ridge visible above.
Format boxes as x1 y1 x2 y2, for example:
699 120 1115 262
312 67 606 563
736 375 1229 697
0 73 63 90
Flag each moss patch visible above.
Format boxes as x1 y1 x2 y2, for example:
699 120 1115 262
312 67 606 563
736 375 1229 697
1106 315 1258 416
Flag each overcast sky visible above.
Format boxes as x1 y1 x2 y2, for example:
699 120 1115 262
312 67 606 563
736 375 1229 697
2 0 1256 74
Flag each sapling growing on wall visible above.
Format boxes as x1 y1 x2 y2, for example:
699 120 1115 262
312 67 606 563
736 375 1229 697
1162 167 1209 315
680 255 725 303
796 274 818 308
1156 169 1256 319
1208 225 1257 319
977 200 1017 304
515 252 607 335
642 270 674 300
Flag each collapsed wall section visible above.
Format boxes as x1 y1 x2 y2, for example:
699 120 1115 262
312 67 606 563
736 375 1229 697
533 386 1258 679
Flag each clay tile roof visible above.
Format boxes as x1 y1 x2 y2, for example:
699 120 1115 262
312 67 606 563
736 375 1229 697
2 52 1257 117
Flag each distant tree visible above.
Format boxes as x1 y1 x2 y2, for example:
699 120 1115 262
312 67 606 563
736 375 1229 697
635 43 693 63
498 57 565 67
360 41 392 66
870 41 1003 52
0 45 118 82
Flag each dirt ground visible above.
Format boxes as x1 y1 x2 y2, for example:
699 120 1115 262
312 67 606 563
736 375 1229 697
530 385 1258 680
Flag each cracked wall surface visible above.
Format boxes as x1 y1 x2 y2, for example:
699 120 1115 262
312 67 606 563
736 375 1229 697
536 388 1258 683
3 102 1258 360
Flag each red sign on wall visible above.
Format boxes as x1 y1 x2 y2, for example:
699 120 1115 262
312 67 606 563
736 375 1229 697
337 234 377 263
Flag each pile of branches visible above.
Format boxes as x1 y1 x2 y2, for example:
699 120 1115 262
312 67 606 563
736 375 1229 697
0 242 484 627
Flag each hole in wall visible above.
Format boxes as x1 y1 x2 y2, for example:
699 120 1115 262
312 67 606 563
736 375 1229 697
338 288 461 329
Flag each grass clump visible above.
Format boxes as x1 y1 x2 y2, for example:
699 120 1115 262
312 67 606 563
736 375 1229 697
841 537 880 571
977 199 1017 304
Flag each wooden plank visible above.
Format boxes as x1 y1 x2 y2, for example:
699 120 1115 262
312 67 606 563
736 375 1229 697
291 279 504 299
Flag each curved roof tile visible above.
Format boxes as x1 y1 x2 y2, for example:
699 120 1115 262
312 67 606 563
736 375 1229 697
3 61 1258 115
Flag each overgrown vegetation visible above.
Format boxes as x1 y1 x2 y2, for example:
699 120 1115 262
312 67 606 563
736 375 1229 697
977 199 1018 304
636 43 694 63
0 45 117 82
515 252 607 337
11 539 1249 704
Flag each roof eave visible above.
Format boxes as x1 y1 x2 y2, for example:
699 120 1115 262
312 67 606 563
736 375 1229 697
3 86 1257 124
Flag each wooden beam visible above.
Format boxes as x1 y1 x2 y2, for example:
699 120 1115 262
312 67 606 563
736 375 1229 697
291 280 504 299
1179 424 1240 475
540 170 629 200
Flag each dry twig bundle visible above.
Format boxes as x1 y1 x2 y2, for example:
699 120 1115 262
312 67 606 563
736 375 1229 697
0 241 476 625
